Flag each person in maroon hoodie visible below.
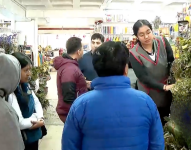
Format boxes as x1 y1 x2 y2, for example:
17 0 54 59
53 37 87 123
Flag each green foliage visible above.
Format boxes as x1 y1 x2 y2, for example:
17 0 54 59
31 67 39 81
31 62 50 110
164 120 187 149
171 38 191 79
165 37 191 149
36 83 49 110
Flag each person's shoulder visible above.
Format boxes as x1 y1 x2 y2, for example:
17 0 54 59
129 89 155 105
82 51 91 58
155 36 166 42
130 45 138 53
71 91 94 110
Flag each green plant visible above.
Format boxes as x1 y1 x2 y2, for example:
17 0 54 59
31 67 39 81
31 62 50 110
36 83 50 110
165 37 191 149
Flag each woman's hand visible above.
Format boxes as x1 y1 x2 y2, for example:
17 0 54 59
86 80 91 89
30 120 44 130
164 84 175 91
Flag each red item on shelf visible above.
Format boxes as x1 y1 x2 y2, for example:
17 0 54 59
59 49 64 56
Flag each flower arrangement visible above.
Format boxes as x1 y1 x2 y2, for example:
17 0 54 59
0 34 18 54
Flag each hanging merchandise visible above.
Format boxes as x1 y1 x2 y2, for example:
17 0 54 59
177 12 186 21
94 20 103 33
152 16 162 30
184 15 191 26
170 26 174 35
38 52 43 66
110 26 113 34
104 13 128 23
178 20 189 38
106 14 112 22
103 26 130 34
117 14 123 22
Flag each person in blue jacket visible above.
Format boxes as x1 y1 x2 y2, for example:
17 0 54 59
62 41 164 150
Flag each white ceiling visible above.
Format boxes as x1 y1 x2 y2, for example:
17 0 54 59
15 0 189 10
17 0 103 10
7 0 190 26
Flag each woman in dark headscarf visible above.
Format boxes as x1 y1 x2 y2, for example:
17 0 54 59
9 52 44 150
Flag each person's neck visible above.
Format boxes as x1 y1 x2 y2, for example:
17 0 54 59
141 43 153 53
69 54 78 60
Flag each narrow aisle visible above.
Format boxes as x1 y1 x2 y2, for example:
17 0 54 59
39 72 63 150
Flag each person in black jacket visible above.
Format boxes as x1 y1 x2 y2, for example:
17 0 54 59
78 33 104 90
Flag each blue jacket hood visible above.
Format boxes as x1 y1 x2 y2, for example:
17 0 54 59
91 76 131 90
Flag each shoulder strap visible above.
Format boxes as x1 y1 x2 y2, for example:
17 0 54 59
155 36 166 48
161 36 166 48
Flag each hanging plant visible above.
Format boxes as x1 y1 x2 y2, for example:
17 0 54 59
152 16 162 29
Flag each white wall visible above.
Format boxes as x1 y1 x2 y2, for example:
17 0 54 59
15 20 38 66
15 21 35 45
38 34 91 50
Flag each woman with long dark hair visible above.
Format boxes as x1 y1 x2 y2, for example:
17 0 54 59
8 52 44 150
130 20 175 126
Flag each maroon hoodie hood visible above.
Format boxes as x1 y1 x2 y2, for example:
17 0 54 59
53 54 78 70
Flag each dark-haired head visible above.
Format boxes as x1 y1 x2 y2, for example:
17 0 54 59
92 41 129 77
133 20 154 46
12 52 32 83
91 33 104 53
66 37 83 60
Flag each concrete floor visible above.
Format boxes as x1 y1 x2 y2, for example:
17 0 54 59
39 72 63 150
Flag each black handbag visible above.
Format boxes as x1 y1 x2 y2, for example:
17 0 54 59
40 125 47 139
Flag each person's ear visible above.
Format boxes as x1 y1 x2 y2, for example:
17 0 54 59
77 49 81 55
124 64 128 76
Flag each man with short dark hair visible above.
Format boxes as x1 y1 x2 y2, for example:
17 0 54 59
78 33 104 89
53 37 87 123
62 41 164 150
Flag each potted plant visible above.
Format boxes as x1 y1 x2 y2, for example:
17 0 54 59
165 37 191 149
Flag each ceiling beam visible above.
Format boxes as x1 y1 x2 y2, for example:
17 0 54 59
73 0 80 9
41 0 52 7
100 0 112 9
80 2 102 5
163 0 176 6
130 0 142 11
134 0 143 5
21 1 72 5
26 10 104 18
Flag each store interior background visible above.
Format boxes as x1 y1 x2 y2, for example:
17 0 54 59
0 0 190 149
